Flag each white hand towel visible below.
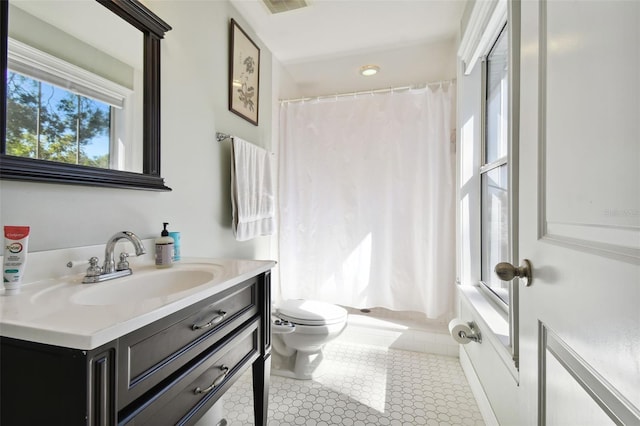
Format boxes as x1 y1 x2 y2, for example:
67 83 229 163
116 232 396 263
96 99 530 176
230 137 275 241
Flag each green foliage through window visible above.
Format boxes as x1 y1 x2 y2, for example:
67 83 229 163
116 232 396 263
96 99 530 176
6 71 111 168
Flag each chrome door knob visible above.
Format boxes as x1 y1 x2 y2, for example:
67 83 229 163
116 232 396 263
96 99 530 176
494 259 533 286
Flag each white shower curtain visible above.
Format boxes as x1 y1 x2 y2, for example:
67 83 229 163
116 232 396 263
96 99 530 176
278 83 456 319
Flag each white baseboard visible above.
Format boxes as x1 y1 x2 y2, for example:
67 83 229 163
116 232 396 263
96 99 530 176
459 347 500 426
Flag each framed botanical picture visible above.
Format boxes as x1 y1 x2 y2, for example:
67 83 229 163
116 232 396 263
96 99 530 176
229 19 260 125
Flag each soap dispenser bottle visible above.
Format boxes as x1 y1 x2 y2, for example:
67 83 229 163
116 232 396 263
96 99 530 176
155 222 174 268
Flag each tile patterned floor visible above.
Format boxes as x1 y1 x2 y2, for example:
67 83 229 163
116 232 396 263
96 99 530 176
196 328 485 426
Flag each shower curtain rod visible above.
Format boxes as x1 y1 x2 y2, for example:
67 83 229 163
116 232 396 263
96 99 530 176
279 79 455 104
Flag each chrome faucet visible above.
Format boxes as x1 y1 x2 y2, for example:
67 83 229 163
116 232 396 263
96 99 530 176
103 231 146 273
82 231 146 283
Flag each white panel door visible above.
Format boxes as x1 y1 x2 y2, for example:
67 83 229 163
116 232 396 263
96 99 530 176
517 0 640 424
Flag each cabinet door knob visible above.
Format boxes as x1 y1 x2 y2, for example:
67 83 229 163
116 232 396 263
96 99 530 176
494 259 533 286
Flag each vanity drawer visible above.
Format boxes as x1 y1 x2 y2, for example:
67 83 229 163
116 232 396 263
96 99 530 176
118 276 258 408
119 319 259 425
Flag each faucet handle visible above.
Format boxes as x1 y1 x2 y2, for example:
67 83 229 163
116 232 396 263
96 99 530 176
67 259 90 268
86 257 102 277
117 252 130 271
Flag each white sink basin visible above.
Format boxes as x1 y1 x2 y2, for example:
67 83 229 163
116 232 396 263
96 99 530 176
71 267 219 306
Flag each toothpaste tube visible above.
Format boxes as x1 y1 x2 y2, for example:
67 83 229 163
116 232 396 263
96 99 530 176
3 226 30 294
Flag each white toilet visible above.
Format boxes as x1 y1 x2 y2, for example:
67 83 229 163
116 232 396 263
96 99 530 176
271 299 348 380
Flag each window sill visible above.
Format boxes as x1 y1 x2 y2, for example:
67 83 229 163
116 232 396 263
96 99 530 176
458 284 519 382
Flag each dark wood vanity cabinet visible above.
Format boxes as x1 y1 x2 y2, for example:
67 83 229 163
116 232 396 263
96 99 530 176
0 336 119 425
0 271 272 426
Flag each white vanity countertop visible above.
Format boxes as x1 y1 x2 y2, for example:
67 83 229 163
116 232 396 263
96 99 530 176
0 258 276 350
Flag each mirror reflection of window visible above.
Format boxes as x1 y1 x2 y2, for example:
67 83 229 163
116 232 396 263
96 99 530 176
7 71 111 168
6 0 142 172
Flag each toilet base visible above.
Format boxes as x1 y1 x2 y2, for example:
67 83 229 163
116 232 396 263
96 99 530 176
271 349 327 380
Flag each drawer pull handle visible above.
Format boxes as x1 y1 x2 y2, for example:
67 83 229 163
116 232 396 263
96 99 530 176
192 311 227 330
194 365 229 395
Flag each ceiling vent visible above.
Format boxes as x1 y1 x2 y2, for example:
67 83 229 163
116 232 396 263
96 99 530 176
262 0 308 14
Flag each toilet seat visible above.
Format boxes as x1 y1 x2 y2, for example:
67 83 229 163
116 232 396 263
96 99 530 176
276 299 347 326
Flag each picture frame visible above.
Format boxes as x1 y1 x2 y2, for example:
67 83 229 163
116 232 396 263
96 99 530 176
229 19 260 126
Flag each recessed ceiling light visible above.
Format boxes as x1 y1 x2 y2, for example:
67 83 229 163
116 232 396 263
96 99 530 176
360 65 380 77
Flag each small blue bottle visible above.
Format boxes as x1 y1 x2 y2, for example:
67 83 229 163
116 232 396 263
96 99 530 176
169 231 181 261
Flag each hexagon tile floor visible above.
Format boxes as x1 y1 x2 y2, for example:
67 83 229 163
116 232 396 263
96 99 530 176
196 325 485 426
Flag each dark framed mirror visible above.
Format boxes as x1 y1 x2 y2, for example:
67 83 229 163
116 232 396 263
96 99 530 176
0 0 172 191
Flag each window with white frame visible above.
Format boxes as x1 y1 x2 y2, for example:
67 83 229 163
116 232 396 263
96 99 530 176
480 24 510 306
457 0 517 371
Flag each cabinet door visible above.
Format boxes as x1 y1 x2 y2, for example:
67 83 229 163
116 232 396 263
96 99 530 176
0 337 117 426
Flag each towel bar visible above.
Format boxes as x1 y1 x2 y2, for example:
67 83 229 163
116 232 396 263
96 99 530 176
216 132 232 142
216 133 274 157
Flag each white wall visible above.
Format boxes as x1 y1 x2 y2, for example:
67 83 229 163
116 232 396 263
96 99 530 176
283 38 457 98
0 1 275 262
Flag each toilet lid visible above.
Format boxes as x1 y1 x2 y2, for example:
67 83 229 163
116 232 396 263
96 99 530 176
276 300 348 326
